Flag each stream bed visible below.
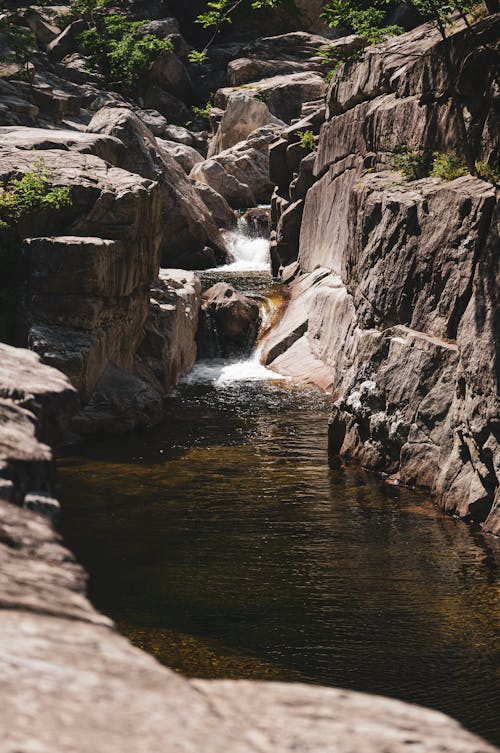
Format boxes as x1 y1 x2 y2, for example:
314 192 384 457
58 246 500 746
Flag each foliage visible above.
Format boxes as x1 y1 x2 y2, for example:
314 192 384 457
78 14 173 88
188 0 286 66
389 143 432 180
0 161 72 230
296 129 316 151
321 0 403 43
68 0 109 19
430 151 468 181
188 49 208 64
190 100 213 124
0 19 36 73
475 161 500 184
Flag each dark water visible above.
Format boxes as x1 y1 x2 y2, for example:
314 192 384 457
58 272 500 746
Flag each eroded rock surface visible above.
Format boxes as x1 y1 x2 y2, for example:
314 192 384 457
265 16 500 535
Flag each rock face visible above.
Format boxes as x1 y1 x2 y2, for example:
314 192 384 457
0 125 206 435
264 15 500 535
198 283 261 358
85 107 231 268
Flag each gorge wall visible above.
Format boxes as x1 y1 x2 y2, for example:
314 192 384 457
261 14 500 536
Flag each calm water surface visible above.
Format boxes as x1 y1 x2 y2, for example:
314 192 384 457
58 271 500 745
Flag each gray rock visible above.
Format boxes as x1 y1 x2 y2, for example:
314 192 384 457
215 71 326 124
208 92 285 157
156 137 203 173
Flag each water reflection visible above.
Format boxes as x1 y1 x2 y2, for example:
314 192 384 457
58 375 500 746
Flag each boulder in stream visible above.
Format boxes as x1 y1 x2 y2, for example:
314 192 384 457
198 283 261 358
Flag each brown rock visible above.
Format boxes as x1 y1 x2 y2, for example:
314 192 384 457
199 282 261 358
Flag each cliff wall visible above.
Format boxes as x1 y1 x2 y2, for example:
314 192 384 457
263 15 500 534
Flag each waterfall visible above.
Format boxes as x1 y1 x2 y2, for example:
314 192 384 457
212 208 271 272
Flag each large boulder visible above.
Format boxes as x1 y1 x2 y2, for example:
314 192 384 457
198 282 261 358
208 92 285 156
156 137 204 173
215 71 326 124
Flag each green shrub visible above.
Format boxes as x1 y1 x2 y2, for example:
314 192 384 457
0 161 72 230
475 161 500 185
190 100 213 125
389 144 432 180
430 152 468 181
78 15 173 89
296 129 316 151
187 49 208 64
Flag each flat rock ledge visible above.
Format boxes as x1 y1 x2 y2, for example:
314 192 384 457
0 345 498 753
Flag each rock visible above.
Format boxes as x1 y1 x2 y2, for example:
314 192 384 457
147 50 193 103
135 108 169 136
241 206 270 238
140 268 201 389
47 21 85 61
208 92 285 156
55 54 105 87
15 8 61 46
142 84 191 124
0 343 76 510
271 198 304 274
198 282 261 358
86 106 231 268
191 125 281 208
192 181 237 229
227 57 323 86
0 80 39 125
215 71 326 124
156 137 203 173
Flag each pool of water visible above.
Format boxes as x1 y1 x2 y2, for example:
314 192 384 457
58 367 500 746
57 263 500 746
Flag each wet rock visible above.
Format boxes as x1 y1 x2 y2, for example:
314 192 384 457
199 283 261 358
241 206 270 238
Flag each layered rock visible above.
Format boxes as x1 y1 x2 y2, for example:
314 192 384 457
191 124 282 208
264 16 500 535
0 122 207 434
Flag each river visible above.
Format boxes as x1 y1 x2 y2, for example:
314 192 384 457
58 224 500 746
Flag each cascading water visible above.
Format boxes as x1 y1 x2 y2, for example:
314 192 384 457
193 206 287 385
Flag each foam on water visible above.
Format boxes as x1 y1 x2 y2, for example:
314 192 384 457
183 353 287 386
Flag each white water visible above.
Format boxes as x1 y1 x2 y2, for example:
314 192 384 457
183 352 285 386
208 214 271 272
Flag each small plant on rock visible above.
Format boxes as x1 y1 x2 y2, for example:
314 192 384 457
430 152 468 181
0 161 72 230
474 161 500 185
296 129 316 151
389 143 432 180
